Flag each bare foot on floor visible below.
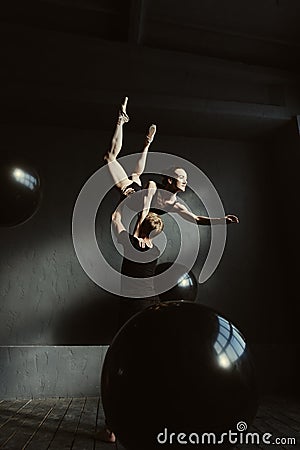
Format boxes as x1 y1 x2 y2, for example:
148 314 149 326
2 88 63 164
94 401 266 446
96 427 116 443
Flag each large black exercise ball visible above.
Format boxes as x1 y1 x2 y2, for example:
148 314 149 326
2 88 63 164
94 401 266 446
101 301 258 450
0 161 42 227
155 262 198 301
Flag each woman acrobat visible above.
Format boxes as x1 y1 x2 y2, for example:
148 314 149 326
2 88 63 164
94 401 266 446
104 97 239 230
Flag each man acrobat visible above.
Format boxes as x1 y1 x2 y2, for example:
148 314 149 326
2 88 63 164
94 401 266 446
97 205 164 443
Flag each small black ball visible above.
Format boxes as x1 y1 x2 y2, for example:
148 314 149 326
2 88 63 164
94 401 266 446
0 161 42 227
155 262 198 302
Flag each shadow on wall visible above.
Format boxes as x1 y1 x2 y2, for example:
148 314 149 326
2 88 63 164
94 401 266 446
53 291 119 345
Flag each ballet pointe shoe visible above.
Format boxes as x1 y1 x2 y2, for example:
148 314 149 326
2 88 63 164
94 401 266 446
118 96 129 124
146 124 156 144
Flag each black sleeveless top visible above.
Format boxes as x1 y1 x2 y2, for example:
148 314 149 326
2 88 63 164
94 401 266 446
119 178 143 211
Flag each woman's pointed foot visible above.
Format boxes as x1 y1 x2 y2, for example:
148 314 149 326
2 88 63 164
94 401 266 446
118 96 129 124
146 124 156 144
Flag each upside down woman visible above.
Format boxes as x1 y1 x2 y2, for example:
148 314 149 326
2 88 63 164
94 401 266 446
104 97 239 230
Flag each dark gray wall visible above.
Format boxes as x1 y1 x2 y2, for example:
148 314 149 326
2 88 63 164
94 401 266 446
1 125 119 345
0 346 108 399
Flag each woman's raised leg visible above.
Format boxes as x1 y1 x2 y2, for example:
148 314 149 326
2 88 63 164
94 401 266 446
104 97 133 191
130 124 156 186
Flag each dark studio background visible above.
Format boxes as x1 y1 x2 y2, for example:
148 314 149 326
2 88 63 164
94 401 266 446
0 0 300 398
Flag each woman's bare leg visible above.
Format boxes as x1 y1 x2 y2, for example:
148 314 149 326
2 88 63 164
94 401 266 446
131 124 156 185
104 97 133 191
104 97 129 161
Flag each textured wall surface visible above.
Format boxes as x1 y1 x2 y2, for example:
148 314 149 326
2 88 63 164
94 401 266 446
0 346 108 399
0 342 298 399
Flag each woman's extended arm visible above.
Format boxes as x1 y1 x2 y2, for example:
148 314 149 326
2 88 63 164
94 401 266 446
172 202 239 225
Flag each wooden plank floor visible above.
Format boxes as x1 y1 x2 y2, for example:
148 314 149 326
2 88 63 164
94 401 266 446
0 396 299 449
